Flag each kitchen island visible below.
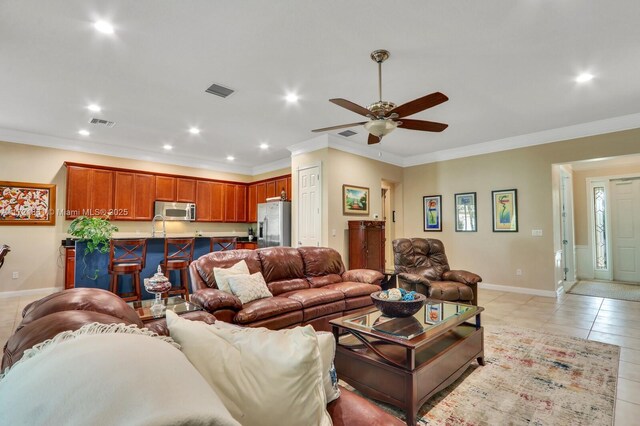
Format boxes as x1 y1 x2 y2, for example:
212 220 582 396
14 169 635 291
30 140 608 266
72 236 255 299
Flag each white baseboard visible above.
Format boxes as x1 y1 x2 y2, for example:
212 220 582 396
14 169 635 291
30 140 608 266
481 282 558 298
0 287 61 299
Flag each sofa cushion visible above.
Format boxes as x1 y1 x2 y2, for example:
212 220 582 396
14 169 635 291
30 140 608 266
323 282 381 298
429 281 474 302
267 278 310 296
248 311 303 329
213 260 250 294
303 300 346 322
233 296 302 325
258 247 305 283
344 295 376 311
194 250 262 289
308 274 343 288
166 311 331 426
298 247 346 277
0 325 239 426
227 272 273 304
280 287 344 308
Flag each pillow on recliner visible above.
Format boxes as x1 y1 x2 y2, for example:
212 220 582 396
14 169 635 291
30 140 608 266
213 260 250 293
226 272 273 304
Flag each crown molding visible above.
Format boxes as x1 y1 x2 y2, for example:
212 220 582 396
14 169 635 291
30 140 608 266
287 134 330 156
252 157 291 175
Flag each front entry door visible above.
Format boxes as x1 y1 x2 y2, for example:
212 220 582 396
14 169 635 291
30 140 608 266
612 178 640 282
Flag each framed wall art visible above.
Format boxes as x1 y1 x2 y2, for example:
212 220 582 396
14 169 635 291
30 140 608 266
455 192 477 232
423 195 442 231
343 185 369 215
492 189 518 232
0 181 56 225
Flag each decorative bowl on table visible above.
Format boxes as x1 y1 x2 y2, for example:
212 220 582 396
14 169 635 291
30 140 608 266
371 289 426 317
144 266 172 317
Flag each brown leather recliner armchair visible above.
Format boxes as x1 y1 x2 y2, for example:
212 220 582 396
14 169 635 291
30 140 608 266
393 238 481 305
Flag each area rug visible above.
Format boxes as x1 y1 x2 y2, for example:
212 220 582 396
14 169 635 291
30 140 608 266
568 279 640 302
341 325 619 426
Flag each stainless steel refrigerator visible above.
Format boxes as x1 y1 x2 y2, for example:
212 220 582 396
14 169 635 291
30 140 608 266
257 201 291 248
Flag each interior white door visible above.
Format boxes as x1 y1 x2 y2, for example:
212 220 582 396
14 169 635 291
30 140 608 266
611 179 640 282
297 165 321 247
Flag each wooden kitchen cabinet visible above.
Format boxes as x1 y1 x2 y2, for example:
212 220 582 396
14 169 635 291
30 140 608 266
256 182 266 205
66 166 114 219
237 242 258 250
235 184 247 222
247 184 258 222
224 184 248 222
266 180 277 199
275 177 288 200
64 247 75 289
286 176 292 201
114 172 155 220
176 178 196 202
348 220 385 272
196 180 225 222
155 176 176 201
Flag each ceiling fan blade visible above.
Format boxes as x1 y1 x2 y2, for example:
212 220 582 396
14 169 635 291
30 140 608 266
329 98 374 117
367 133 381 145
312 122 367 133
390 92 448 118
398 119 448 132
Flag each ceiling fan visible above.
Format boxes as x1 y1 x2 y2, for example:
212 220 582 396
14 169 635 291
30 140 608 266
312 49 449 145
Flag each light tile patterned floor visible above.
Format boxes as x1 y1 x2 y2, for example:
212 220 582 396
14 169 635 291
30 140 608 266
1 288 640 424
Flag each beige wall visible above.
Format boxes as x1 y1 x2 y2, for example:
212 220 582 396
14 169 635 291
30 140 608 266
573 163 640 246
0 140 269 293
291 147 404 266
403 128 640 293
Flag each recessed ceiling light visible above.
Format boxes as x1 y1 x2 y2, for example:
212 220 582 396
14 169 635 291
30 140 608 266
259 143 269 149
93 20 114 34
226 156 235 161
189 127 200 135
163 144 172 150
575 73 594 83
285 93 299 103
87 104 101 112
78 129 90 136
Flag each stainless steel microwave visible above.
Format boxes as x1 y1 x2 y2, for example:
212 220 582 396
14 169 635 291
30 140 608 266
154 201 196 221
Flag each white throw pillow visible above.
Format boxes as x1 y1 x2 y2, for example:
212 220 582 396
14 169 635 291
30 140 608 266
316 331 341 403
226 271 273 304
166 311 331 426
213 260 250 294
0 324 239 426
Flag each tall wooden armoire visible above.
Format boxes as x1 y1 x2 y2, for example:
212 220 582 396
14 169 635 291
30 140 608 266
348 220 385 272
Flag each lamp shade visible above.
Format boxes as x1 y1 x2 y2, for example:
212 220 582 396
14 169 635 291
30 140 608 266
364 119 398 138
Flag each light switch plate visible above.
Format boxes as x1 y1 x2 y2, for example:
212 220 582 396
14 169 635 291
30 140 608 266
531 229 543 237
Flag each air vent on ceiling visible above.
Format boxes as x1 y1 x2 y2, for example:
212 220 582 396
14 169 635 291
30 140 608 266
338 130 357 137
205 83 234 98
89 118 116 128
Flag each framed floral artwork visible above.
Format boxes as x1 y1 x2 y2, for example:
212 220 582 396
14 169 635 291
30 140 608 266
423 195 442 231
0 181 56 225
492 189 518 232
455 192 477 232
343 185 369 215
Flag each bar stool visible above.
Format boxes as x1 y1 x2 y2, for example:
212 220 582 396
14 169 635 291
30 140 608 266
210 237 237 252
108 239 147 302
161 237 195 301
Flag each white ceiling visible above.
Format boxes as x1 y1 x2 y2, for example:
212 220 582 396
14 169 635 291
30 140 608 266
2 1 640 174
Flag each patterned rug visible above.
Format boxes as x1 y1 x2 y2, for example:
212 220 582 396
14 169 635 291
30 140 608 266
568 280 640 302
341 325 619 425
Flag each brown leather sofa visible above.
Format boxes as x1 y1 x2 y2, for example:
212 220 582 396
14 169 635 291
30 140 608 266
190 246 384 331
393 238 482 305
2 288 403 426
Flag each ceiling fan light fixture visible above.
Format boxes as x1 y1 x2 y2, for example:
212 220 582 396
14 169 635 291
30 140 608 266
364 119 398 138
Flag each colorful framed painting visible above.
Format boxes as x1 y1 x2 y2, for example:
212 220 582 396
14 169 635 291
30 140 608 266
0 181 56 225
455 192 477 232
492 189 518 232
343 185 369 215
423 195 442 231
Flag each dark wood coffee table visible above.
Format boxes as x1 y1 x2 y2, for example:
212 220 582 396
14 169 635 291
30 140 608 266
330 300 484 426
127 296 202 322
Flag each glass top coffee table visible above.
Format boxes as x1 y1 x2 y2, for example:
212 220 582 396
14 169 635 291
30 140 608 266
127 296 202 322
330 300 484 426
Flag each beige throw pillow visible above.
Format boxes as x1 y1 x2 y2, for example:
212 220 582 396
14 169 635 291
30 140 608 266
166 311 331 426
213 260 250 294
226 272 273 304
316 331 341 403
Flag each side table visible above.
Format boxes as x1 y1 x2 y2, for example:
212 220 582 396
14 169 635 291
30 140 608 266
380 269 398 290
127 296 202 323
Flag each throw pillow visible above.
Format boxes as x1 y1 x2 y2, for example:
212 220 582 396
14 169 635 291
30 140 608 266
213 260 250 294
0 323 239 426
316 331 341 403
166 311 331 426
226 271 273 304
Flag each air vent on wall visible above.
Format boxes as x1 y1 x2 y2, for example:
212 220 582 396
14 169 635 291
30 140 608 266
205 83 234 98
89 118 116 128
338 130 357 137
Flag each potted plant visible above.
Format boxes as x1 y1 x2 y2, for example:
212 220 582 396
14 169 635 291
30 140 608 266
68 216 118 280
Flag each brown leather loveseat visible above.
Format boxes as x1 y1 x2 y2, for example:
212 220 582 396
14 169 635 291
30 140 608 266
190 246 384 331
2 288 402 426
393 238 482 305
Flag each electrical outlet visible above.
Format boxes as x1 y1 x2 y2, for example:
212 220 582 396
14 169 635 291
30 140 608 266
516 269 522 276
531 229 543 237
331 229 336 237
12 271 19 279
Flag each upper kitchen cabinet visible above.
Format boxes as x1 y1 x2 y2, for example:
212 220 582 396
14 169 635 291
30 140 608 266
275 177 288 200
176 178 196 202
266 180 277 199
286 176 292 201
196 180 225 222
65 165 114 219
224 184 248 223
155 176 176 201
247 184 258 222
114 172 155 220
